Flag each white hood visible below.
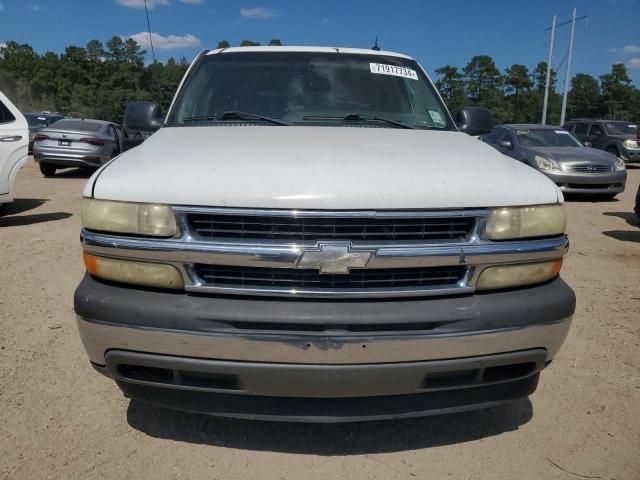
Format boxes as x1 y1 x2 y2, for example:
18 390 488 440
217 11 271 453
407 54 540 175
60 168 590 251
89 126 561 209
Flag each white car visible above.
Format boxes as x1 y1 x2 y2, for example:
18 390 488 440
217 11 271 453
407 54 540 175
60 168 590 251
74 46 575 422
0 91 28 210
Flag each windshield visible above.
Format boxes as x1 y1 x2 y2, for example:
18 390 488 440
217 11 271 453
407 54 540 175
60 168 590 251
515 128 583 147
604 122 637 136
167 51 455 130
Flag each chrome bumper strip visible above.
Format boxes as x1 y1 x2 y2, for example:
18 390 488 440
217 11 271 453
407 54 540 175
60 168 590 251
77 315 573 365
172 206 492 219
81 230 568 270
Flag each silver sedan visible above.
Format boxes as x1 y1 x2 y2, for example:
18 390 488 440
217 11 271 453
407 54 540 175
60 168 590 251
482 124 627 198
33 118 125 177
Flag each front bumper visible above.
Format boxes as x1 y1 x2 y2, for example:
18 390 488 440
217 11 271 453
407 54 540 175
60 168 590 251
544 170 627 195
620 146 640 163
75 274 575 421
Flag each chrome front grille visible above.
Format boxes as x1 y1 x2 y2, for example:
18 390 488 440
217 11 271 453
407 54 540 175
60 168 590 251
187 213 476 242
81 207 570 299
565 164 610 173
195 264 467 290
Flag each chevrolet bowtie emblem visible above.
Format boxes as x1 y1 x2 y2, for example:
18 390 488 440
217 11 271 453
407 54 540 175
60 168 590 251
297 242 373 274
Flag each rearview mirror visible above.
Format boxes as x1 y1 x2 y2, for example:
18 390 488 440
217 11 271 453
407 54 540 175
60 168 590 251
456 107 494 136
499 140 513 149
123 101 163 132
583 141 592 148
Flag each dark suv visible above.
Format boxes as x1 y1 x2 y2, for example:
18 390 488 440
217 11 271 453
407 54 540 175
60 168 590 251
563 119 639 163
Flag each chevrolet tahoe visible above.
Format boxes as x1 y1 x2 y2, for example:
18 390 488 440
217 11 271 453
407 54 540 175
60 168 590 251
74 46 575 422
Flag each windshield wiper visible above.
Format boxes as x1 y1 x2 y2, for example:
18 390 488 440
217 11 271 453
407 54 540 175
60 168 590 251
303 113 416 129
182 111 291 126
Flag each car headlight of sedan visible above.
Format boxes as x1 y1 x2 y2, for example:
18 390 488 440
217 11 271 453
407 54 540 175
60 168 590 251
485 204 567 240
82 198 176 237
623 139 639 149
614 157 626 171
534 155 561 171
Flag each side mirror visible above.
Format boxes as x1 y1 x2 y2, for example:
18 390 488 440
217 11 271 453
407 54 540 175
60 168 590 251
498 140 513 149
584 141 592 148
456 107 494 136
123 101 163 132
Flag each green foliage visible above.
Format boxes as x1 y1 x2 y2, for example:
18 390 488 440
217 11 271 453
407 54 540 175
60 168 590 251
568 73 601 119
504 64 532 122
434 65 464 114
463 55 503 108
599 63 635 120
532 62 556 91
433 58 639 124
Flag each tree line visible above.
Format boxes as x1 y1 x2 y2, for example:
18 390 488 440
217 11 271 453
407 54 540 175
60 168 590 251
435 55 639 125
1 38 638 125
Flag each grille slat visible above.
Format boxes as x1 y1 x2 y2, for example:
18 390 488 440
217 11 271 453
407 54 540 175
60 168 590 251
188 214 476 242
195 265 466 290
564 164 610 173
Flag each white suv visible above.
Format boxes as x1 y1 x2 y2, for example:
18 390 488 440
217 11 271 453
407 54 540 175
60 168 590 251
0 91 28 209
74 46 575 422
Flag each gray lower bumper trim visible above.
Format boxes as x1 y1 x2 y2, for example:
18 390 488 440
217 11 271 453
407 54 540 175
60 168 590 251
103 348 547 398
116 375 540 423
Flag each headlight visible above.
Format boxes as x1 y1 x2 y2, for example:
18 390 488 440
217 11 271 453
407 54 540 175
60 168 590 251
623 139 639 148
82 198 176 236
476 259 563 290
614 157 626 171
485 205 566 240
83 253 184 289
534 155 561 171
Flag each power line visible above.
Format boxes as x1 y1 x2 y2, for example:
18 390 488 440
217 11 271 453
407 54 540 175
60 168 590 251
143 0 156 63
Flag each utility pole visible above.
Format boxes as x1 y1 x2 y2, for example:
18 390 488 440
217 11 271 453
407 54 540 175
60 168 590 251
542 8 587 125
144 0 156 63
560 7 577 126
541 15 556 125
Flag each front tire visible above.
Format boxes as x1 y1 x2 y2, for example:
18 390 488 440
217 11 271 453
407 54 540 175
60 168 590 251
39 163 56 177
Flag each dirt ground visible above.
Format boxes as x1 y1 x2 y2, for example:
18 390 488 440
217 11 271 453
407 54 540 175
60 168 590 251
1 160 639 480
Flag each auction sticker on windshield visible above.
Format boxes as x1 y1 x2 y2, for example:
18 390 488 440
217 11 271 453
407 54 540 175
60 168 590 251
370 63 418 80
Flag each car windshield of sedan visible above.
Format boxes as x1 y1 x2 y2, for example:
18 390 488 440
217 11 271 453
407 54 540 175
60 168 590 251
167 51 455 130
605 122 637 136
515 128 583 148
